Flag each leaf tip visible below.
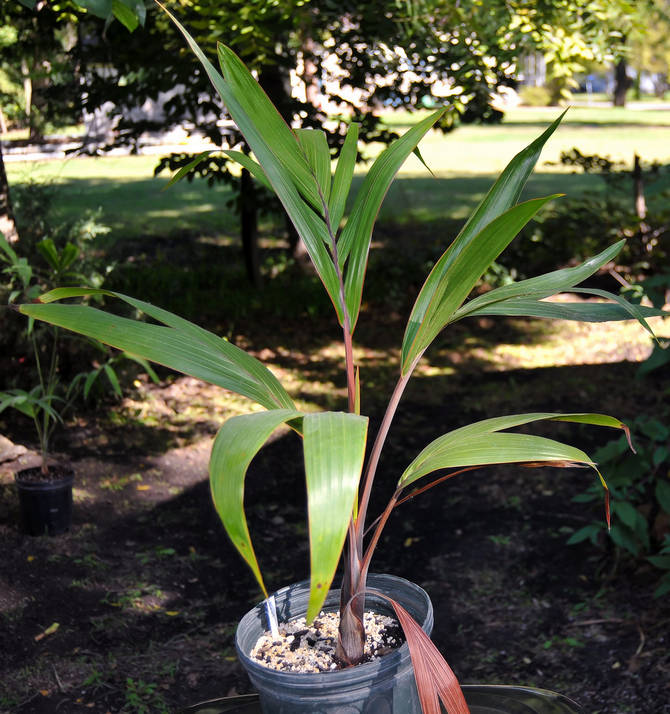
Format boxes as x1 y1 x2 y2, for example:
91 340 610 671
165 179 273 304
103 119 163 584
622 422 636 454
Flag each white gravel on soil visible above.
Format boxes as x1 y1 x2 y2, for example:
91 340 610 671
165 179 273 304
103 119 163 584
251 610 404 673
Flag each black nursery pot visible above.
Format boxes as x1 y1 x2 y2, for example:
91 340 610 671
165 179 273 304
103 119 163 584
15 467 74 536
236 573 433 714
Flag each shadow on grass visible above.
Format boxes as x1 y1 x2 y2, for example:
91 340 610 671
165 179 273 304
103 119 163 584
19 170 605 245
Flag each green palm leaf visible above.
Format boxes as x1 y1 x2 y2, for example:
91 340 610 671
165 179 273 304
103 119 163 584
449 240 667 336
464 294 666 328
401 196 558 373
338 109 445 331
400 412 628 489
450 241 625 321
162 150 216 191
295 128 332 206
303 411 368 621
162 8 345 322
217 44 323 212
401 113 565 373
222 150 273 191
0 389 63 422
210 409 303 597
402 433 595 487
21 288 295 411
328 123 359 231
452 111 565 247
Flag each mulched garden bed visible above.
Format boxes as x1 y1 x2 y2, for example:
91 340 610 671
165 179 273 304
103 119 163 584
1 337 669 713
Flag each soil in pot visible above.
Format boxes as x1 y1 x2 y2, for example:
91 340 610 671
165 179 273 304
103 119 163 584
251 609 405 673
236 574 433 714
15 465 74 536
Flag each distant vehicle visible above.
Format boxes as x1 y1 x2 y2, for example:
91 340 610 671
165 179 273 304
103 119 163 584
577 74 608 94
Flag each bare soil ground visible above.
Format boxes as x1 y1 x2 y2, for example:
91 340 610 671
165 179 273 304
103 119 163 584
1 301 669 714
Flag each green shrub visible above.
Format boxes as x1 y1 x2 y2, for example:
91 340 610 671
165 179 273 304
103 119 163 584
568 415 670 597
519 85 552 107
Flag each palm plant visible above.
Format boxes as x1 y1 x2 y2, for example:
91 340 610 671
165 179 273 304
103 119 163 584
1 233 86 475
18 10 667 711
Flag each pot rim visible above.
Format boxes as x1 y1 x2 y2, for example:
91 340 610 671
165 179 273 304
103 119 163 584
235 573 433 684
15 466 74 488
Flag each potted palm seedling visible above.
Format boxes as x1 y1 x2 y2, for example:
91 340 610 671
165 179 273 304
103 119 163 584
19 9 668 712
0 233 93 535
2 233 155 535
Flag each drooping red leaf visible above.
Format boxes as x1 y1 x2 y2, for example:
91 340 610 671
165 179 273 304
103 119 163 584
388 598 470 714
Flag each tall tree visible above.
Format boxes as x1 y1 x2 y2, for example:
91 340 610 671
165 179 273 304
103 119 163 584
4 0 650 263
70 0 519 282
630 1 670 98
0 141 18 243
462 0 637 104
0 0 143 244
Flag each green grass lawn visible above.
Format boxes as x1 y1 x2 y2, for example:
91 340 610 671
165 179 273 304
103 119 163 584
7 156 241 242
384 102 670 128
6 104 670 241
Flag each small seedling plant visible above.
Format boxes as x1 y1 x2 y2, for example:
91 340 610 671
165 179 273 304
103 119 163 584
19 9 667 712
1 234 156 476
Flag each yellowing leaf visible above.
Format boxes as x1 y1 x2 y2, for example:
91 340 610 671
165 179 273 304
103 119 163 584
165 610 180 616
136 484 150 491
27 555 35 562
35 622 59 642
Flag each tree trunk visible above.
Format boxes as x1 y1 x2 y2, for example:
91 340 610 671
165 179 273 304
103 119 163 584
613 59 631 107
240 167 262 289
633 153 651 252
0 141 19 243
633 154 646 221
259 61 309 262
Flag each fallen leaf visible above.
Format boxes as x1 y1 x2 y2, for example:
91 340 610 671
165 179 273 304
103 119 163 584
35 622 60 641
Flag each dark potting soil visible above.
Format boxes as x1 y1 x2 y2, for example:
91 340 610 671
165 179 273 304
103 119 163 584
15 464 74 485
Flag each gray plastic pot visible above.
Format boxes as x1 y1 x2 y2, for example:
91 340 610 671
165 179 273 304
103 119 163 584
235 573 433 714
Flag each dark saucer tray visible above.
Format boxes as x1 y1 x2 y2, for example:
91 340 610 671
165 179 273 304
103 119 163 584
182 684 583 713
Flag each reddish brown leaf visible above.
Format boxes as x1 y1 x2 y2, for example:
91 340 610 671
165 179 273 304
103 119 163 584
621 422 636 454
519 460 585 469
388 598 470 714
336 598 366 666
